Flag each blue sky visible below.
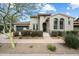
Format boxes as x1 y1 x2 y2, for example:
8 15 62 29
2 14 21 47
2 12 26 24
21 3 79 22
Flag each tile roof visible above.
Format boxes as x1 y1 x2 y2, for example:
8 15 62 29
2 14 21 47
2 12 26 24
14 22 30 26
51 13 75 19
30 13 75 19
38 13 51 16
30 15 38 18
30 13 51 18
74 21 79 26
14 21 79 26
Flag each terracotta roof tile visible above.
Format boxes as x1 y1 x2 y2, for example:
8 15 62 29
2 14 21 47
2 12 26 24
14 22 30 26
74 21 79 26
52 13 75 19
30 16 38 18
38 13 51 16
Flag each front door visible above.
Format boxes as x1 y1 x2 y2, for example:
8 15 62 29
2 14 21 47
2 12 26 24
43 23 47 32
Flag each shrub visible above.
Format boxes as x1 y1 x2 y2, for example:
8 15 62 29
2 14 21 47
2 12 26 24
13 30 43 37
58 31 64 37
66 31 78 35
21 30 27 36
31 31 37 37
13 31 19 37
21 30 31 36
31 31 43 37
50 31 64 37
19 36 22 39
37 31 43 37
64 33 79 49
50 31 58 37
47 44 56 51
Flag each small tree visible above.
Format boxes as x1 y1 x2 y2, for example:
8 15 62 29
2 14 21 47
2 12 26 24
0 3 44 48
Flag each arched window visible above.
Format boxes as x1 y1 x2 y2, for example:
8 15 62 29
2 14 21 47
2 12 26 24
60 18 64 29
54 18 58 29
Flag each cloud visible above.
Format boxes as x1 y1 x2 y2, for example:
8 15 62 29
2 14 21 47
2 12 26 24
39 4 56 13
42 4 56 11
66 12 70 15
69 3 79 10
39 11 46 13
66 7 70 10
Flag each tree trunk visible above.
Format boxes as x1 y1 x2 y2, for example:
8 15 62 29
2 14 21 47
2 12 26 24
9 21 15 48
3 17 6 34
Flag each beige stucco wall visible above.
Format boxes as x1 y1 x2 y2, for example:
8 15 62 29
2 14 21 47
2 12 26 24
49 15 74 33
30 14 74 32
30 17 38 30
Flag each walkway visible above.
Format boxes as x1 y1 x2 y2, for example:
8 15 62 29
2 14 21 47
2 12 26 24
0 33 64 43
43 32 52 39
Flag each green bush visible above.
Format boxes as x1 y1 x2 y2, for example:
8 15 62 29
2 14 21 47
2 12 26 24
47 44 56 51
64 33 79 49
66 31 78 35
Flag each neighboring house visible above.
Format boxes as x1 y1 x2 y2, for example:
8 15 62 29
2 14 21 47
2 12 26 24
14 22 30 31
14 13 76 33
74 18 79 31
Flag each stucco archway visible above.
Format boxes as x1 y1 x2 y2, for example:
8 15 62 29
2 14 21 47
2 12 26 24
43 22 47 32
42 18 49 32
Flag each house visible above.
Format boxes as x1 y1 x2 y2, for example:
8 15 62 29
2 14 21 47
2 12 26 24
74 18 79 31
14 22 30 31
14 13 77 33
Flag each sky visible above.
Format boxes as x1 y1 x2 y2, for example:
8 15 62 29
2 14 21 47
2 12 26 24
20 3 79 22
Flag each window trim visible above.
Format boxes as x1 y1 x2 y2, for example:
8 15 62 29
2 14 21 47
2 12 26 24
54 18 58 29
60 18 64 29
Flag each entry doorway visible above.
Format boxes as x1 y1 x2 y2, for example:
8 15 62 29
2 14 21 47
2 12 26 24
43 22 47 32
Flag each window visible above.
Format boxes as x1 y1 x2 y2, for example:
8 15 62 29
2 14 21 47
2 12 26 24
68 17 70 24
36 24 38 30
16 26 29 31
54 18 58 29
68 17 70 19
33 24 35 30
68 20 70 25
60 18 64 29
